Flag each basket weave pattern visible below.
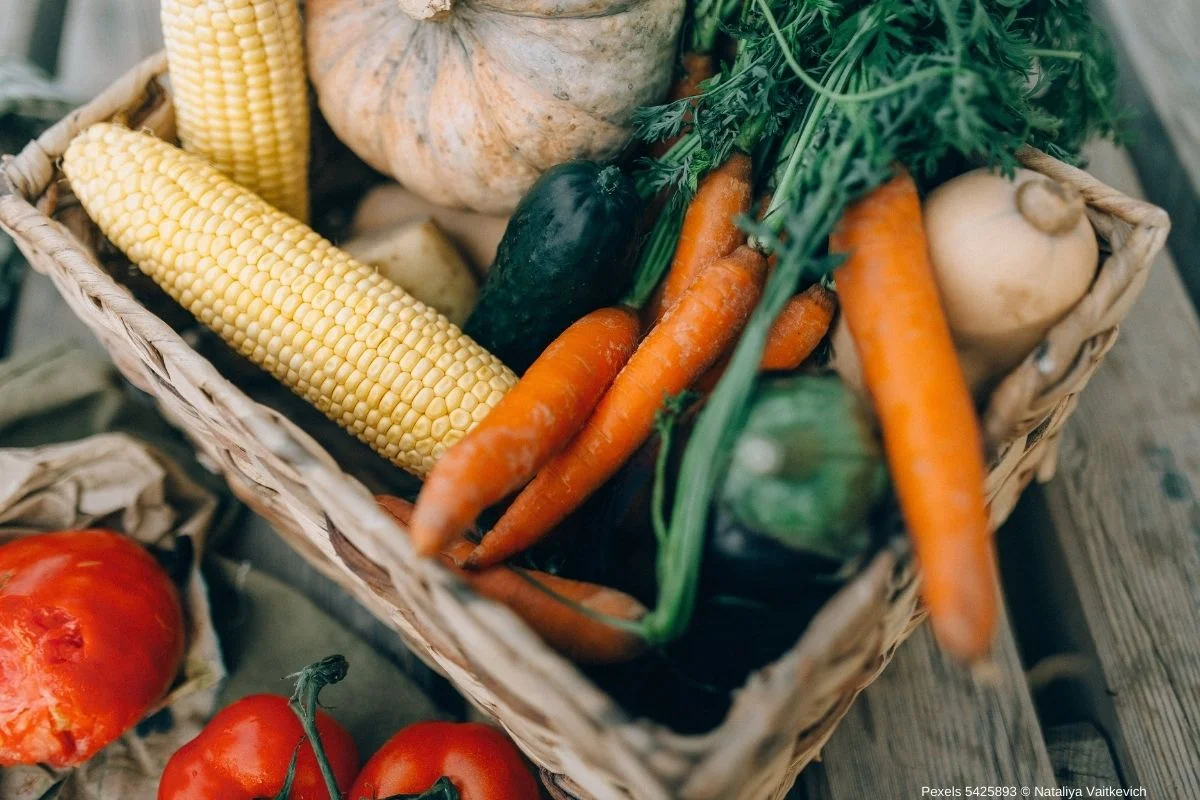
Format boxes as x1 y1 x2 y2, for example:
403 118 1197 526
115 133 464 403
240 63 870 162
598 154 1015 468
0 56 1170 800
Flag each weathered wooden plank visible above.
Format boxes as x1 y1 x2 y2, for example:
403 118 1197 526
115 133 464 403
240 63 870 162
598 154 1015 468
1046 723 1121 792
1094 0 1200 305
1097 0 1200 195
798 612 1056 798
8 3 1198 793
1035 141 1200 797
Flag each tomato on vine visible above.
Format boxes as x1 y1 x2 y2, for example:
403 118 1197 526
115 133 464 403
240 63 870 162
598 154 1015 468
158 658 359 800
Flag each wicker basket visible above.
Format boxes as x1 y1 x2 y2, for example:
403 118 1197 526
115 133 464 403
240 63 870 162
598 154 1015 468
0 55 1170 800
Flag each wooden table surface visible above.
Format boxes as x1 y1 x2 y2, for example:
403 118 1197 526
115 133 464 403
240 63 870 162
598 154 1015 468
3 1 1198 797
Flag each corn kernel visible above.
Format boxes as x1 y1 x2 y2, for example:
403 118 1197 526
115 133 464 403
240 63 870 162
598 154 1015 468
161 0 309 221
63 124 516 477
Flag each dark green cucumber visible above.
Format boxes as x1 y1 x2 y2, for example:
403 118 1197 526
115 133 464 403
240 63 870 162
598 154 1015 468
463 161 641 373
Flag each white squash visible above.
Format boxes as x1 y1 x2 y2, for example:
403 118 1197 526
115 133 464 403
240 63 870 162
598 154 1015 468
923 168 1099 390
307 0 684 214
341 219 479 325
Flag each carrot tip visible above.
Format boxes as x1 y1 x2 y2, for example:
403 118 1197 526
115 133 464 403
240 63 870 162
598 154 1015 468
930 610 995 664
969 658 1003 686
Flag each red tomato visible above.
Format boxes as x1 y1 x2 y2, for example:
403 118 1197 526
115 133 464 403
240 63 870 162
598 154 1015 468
350 722 540 800
0 529 185 767
158 694 359 800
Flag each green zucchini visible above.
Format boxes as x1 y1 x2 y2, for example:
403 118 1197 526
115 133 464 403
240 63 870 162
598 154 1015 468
463 161 641 373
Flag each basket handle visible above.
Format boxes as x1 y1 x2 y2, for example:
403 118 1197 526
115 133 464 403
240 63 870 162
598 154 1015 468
1 51 170 204
983 148 1171 449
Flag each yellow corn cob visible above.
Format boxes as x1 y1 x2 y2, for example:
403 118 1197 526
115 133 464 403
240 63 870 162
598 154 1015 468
64 123 516 477
161 0 310 221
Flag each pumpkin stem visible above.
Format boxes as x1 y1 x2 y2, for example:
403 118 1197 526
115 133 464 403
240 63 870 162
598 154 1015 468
1016 178 1085 236
396 0 455 21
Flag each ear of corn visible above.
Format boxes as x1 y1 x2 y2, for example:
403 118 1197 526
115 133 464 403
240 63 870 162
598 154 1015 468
161 0 310 222
63 123 516 477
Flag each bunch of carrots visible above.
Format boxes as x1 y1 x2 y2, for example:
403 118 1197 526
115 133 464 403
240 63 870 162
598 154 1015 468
403 56 996 666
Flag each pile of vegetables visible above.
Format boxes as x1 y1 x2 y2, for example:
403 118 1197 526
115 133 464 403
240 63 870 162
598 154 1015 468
412 0 1117 665
34 0 1122 749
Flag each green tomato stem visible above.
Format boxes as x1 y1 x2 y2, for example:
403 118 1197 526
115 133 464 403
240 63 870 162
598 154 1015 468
378 777 462 800
270 744 304 800
286 655 350 800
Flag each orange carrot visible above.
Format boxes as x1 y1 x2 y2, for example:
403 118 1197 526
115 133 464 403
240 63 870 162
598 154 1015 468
671 52 715 102
650 52 716 158
445 541 648 664
646 153 753 323
410 307 640 556
694 282 837 392
831 170 997 662
380 496 646 664
759 283 837 371
378 494 419 527
468 246 768 569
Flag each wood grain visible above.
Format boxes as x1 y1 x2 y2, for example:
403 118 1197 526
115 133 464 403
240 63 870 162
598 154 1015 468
1096 0 1200 195
1037 141 1200 797
798 615 1055 798
1094 0 1200 304
1046 723 1121 792
799 141 1200 797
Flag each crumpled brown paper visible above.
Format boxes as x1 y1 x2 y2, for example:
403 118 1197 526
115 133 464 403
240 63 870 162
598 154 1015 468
0 433 225 800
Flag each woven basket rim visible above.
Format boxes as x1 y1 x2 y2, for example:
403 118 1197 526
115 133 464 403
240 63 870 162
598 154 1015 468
0 52 1171 799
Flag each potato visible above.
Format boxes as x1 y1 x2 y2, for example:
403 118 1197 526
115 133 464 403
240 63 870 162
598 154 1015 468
352 183 509 275
342 220 479 326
